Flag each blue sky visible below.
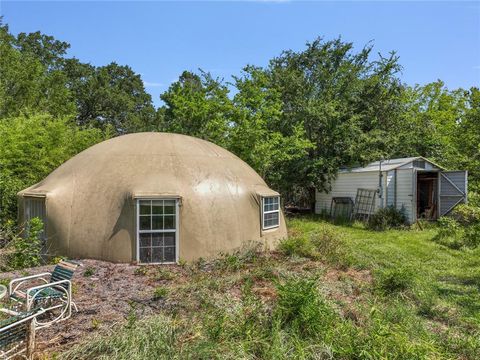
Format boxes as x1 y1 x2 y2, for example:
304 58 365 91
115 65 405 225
2 1 479 107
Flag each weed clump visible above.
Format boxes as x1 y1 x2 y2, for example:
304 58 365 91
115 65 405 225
213 244 261 272
279 224 349 266
134 266 148 276
153 286 168 300
275 278 334 337
83 267 96 277
375 267 415 295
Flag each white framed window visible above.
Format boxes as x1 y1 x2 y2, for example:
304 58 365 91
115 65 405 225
262 196 280 230
136 199 179 264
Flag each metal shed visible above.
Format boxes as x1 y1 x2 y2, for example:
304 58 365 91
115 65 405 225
315 157 468 223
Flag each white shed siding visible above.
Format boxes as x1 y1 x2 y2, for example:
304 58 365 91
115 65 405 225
315 157 448 223
395 168 415 223
315 172 380 215
386 170 396 207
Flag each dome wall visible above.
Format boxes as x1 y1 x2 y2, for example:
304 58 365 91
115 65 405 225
18 133 287 263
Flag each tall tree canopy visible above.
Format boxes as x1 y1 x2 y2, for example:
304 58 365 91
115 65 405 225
160 71 234 148
263 38 405 199
0 113 108 221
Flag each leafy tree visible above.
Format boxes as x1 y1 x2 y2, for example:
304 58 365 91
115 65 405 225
160 71 234 148
0 113 108 222
232 66 313 198
15 30 69 70
66 61 157 133
0 23 75 118
263 37 405 204
456 87 480 191
394 81 467 164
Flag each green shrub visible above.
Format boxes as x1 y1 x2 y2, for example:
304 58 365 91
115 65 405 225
375 267 415 294
434 215 480 250
463 223 480 249
5 218 43 270
367 206 408 231
450 204 480 226
310 226 349 267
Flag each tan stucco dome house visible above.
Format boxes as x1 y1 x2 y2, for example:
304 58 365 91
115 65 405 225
18 132 287 264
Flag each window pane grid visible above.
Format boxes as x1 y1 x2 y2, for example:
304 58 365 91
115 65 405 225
138 199 177 263
262 196 280 230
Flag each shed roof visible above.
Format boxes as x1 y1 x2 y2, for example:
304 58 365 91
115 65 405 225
339 156 444 173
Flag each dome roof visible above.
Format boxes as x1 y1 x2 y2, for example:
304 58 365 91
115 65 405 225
19 133 286 262
23 132 276 198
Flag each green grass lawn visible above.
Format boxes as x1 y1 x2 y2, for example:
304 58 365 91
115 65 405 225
61 217 480 360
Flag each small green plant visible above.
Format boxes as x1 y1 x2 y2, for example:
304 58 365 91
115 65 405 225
153 286 168 300
367 206 408 231
83 267 96 277
50 256 66 264
279 225 348 266
91 318 101 329
310 226 349 267
156 267 175 281
375 267 415 295
134 266 148 276
178 259 188 268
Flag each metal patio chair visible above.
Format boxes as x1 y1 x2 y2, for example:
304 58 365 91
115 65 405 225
0 307 45 359
8 261 79 329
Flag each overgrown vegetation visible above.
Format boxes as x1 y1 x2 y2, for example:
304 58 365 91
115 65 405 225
60 218 480 359
434 204 480 249
367 205 408 231
279 223 349 268
0 218 44 270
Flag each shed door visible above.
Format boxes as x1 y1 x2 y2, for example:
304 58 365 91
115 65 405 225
439 171 468 216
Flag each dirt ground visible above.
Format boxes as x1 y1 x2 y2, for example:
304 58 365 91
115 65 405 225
0 260 189 357
0 258 372 358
